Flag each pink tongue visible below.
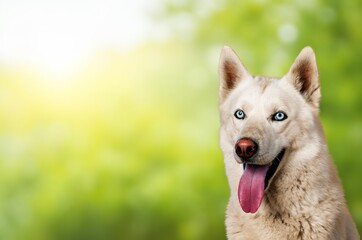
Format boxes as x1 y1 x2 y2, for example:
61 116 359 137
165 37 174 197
238 164 269 213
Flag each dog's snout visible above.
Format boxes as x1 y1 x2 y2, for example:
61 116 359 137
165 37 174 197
235 138 258 160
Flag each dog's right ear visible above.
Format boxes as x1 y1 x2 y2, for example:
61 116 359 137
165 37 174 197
219 46 251 101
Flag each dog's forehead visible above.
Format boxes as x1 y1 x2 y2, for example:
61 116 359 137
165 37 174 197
228 75 293 107
230 75 281 99
254 76 292 102
253 75 280 93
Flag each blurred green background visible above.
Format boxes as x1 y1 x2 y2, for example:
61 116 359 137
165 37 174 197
0 0 361 239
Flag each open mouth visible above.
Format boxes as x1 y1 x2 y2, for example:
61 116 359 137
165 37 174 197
238 148 286 213
243 148 286 190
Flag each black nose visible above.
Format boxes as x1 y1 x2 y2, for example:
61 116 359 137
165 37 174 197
235 138 258 160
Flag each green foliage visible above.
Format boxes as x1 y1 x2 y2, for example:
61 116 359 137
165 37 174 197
160 0 362 233
0 0 362 239
0 43 226 239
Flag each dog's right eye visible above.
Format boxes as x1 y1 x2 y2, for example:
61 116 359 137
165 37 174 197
234 109 245 119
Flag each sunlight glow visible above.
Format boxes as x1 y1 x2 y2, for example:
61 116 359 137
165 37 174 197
0 0 162 74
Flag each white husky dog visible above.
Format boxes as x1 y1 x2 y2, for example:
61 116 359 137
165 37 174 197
218 46 359 239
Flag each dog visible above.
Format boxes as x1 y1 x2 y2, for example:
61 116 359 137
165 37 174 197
218 46 359 239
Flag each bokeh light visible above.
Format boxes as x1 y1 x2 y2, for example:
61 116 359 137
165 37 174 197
0 0 361 239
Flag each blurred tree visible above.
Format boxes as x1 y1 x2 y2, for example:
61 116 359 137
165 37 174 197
0 0 361 239
157 0 362 235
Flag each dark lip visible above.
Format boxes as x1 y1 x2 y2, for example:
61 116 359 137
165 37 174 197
243 148 286 189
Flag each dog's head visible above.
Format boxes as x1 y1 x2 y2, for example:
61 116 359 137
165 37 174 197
218 46 321 213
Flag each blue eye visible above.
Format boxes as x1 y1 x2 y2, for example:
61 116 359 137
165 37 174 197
234 109 245 119
272 111 288 121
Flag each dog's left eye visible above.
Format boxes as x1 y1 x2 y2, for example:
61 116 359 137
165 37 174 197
272 111 288 121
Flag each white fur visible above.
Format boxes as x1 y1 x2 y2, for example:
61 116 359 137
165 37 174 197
218 46 359 239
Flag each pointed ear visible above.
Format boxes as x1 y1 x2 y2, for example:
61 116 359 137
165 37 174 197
286 46 320 108
218 46 251 100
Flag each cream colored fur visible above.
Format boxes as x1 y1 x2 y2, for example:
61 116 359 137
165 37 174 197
218 46 359 239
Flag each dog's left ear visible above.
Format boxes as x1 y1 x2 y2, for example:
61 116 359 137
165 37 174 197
286 46 320 108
